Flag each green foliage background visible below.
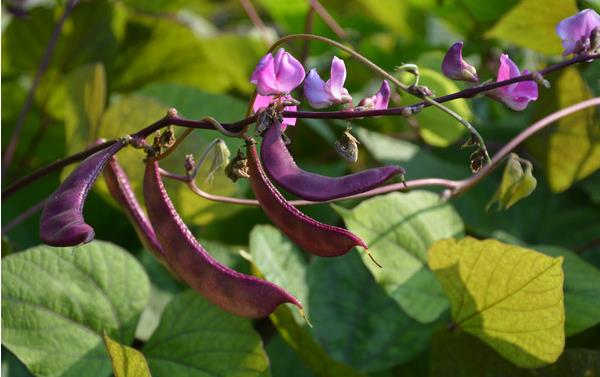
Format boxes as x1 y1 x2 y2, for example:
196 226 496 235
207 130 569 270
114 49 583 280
2 0 599 376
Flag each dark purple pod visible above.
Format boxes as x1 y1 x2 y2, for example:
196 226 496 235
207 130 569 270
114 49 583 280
103 155 165 264
247 139 368 257
260 122 404 201
40 140 127 246
143 158 302 318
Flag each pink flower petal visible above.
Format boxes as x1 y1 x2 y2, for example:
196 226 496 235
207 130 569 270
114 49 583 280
252 94 297 131
304 69 332 109
273 49 305 94
491 54 538 111
557 9 600 56
373 80 391 110
328 56 347 100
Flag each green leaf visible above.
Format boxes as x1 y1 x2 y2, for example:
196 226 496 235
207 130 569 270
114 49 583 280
581 171 600 204
485 0 578 55
112 16 263 94
249 225 366 377
404 68 471 147
527 67 600 192
63 63 107 155
265 335 316 377
142 290 269 377
431 329 600 377
103 334 151 377
535 246 600 336
356 0 425 41
307 252 438 372
429 237 565 368
1 241 150 377
487 153 537 210
354 126 469 181
336 191 464 323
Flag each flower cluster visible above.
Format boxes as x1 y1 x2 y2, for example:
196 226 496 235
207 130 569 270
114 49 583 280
251 48 390 129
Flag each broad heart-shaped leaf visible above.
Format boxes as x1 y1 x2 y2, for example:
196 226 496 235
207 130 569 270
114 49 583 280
487 154 537 210
1 241 150 377
103 334 151 377
63 63 107 156
249 225 365 377
335 191 464 323
142 290 269 377
307 252 439 373
431 330 600 377
402 68 471 147
527 67 600 193
429 237 565 368
534 245 600 336
485 0 578 55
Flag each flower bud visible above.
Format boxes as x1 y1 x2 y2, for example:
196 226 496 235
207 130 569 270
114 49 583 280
442 42 479 82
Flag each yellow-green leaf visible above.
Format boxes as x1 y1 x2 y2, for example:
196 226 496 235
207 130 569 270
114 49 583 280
527 67 600 192
485 0 578 55
429 237 565 368
64 63 107 155
103 334 151 377
488 154 537 210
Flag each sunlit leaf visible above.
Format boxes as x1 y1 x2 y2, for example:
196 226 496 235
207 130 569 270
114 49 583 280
143 290 269 377
527 67 600 192
103 334 151 377
1 241 150 377
429 237 565 368
485 0 578 55
335 191 464 323
63 63 107 155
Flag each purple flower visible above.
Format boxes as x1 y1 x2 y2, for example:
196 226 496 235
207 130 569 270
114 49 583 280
489 54 538 111
357 80 391 110
250 48 305 96
441 41 479 82
304 56 353 109
556 9 600 56
252 94 297 131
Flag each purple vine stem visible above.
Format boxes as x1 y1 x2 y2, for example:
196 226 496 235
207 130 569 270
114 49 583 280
2 54 598 201
3 97 598 233
2 0 80 174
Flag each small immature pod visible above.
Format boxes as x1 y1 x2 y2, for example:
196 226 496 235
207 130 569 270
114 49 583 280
260 122 404 201
143 158 302 318
40 140 127 246
103 155 165 263
246 139 368 257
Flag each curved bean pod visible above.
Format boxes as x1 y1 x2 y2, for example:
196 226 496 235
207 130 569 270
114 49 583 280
143 158 302 318
40 140 127 246
103 155 165 263
260 122 404 201
247 139 369 258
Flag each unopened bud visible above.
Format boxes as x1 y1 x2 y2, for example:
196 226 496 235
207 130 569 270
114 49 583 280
442 42 479 82
185 154 196 176
408 84 433 98
206 139 231 184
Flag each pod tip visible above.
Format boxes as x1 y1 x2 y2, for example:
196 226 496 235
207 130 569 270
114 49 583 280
298 307 313 328
365 248 382 268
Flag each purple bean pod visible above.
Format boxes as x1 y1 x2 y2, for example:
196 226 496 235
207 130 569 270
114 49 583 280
260 122 405 201
143 158 302 318
103 154 165 264
247 139 368 257
40 140 127 246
